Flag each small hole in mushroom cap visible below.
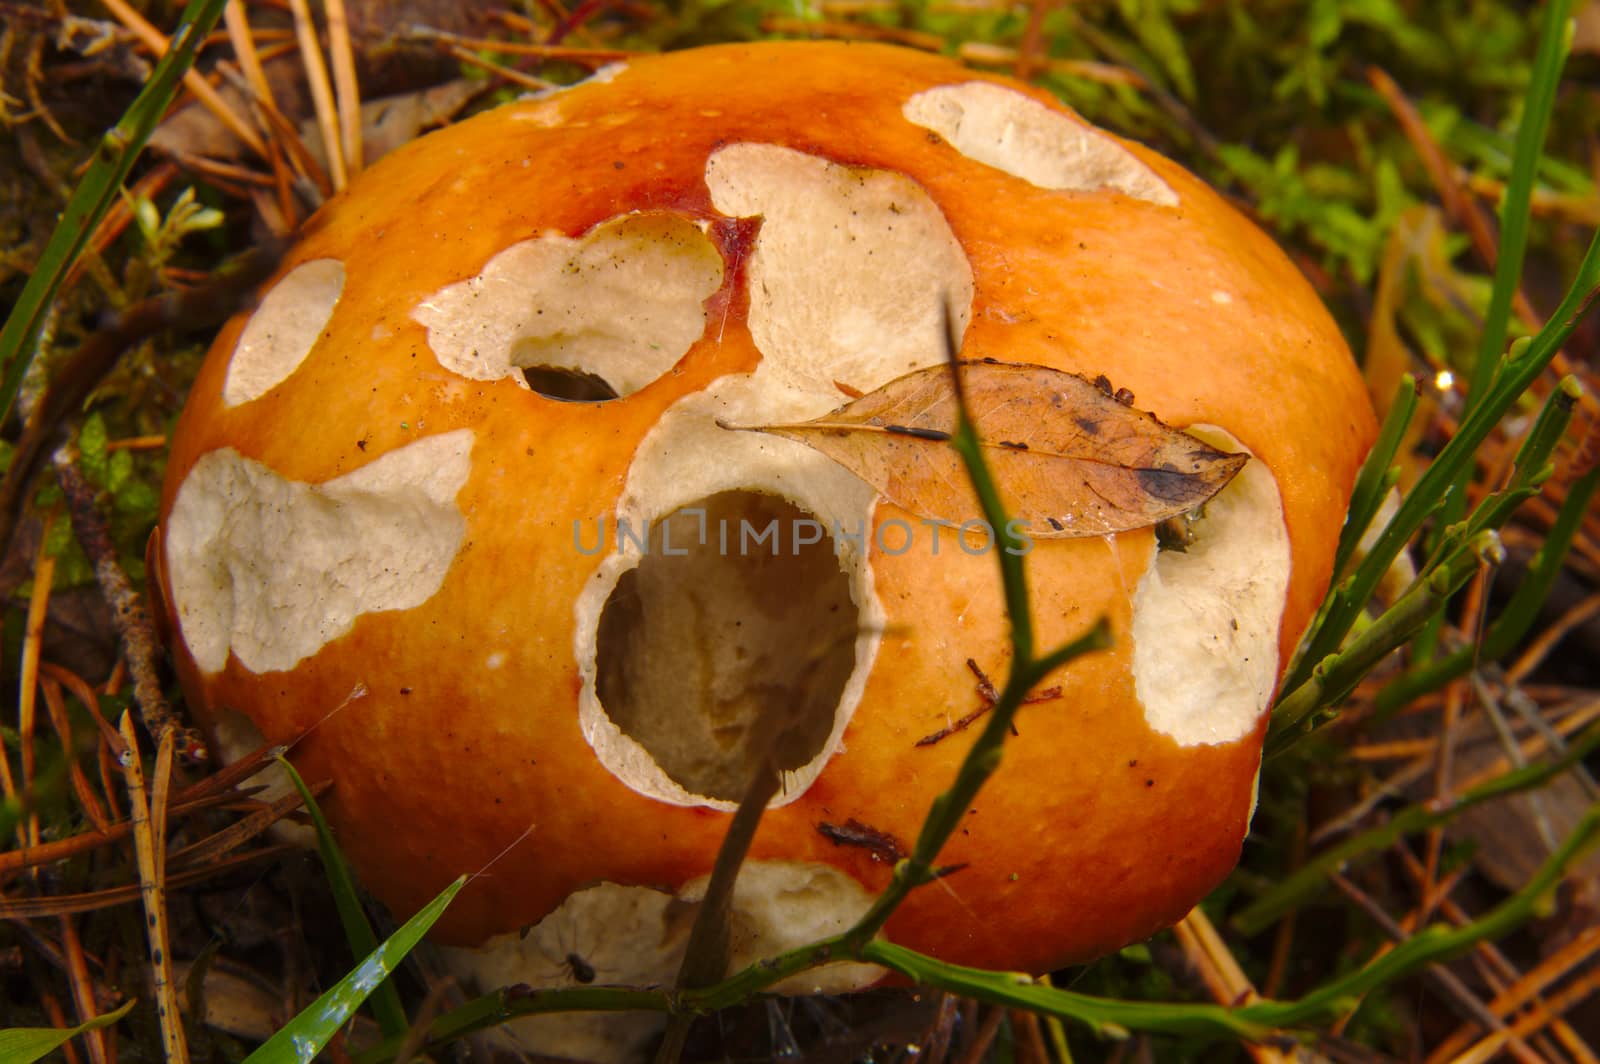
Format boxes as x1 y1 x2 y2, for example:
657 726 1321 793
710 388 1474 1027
594 491 859 802
518 365 621 402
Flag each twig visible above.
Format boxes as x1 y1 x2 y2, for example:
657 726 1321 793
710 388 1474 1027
53 451 203 760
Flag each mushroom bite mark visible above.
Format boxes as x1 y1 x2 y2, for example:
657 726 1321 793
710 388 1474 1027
412 212 724 396
222 258 345 406
448 861 881 1062
163 429 473 674
593 491 858 802
1130 428 1290 746
704 143 975 399
903 82 1178 205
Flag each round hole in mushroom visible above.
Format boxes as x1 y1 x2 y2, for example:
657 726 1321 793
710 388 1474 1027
517 365 622 402
594 490 859 802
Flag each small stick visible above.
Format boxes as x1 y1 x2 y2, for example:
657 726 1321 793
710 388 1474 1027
117 710 189 1064
53 453 202 761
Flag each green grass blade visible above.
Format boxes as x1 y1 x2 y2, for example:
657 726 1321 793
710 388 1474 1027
276 757 410 1039
0 0 230 426
0 999 137 1064
1330 375 1418 580
241 874 467 1064
1465 0 1573 409
861 941 1270 1041
1373 459 1600 716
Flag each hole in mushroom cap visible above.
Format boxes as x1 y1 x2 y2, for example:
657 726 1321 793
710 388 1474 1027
413 212 723 394
1130 427 1288 746
594 491 858 802
903 82 1178 207
517 365 621 402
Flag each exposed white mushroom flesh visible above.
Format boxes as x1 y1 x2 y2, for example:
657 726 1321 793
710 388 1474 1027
1130 427 1288 746
903 82 1178 205
413 212 724 396
445 862 882 1062
164 430 474 674
222 258 344 407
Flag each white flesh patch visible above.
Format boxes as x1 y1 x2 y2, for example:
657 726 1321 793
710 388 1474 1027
575 145 975 808
705 143 975 397
443 862 880 1063
903 83 1178 207
679 860 883 995
1130 428 1288 745
413 213 722 394
223 259 344 406
165 430 474 674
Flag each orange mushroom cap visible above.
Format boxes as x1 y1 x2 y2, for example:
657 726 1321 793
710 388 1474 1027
154 39 1374 1016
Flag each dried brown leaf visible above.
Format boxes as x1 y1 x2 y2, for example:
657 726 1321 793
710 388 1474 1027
728 361 1247 538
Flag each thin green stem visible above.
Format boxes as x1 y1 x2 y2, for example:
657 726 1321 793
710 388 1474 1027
1238 806 1600 1027
1239 721 1600 935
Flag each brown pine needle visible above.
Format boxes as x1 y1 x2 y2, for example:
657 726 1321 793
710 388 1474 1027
61 916 109 1064
222 0 278 116
443 45 556 93
167 778 329 867
96 0 267 159
406 28 633 64
1171 906 1298 1064
324 0 362 176
117 711 188 1064
0 845 297 918
40 990 85 1064
0 787 264 876
1427 922 1600 1063
18 515 57 851
40 677 111 833
286 0 345 190
1450 967 1600 1064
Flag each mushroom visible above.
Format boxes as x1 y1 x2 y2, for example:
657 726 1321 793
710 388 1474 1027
152 41 1375 1060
